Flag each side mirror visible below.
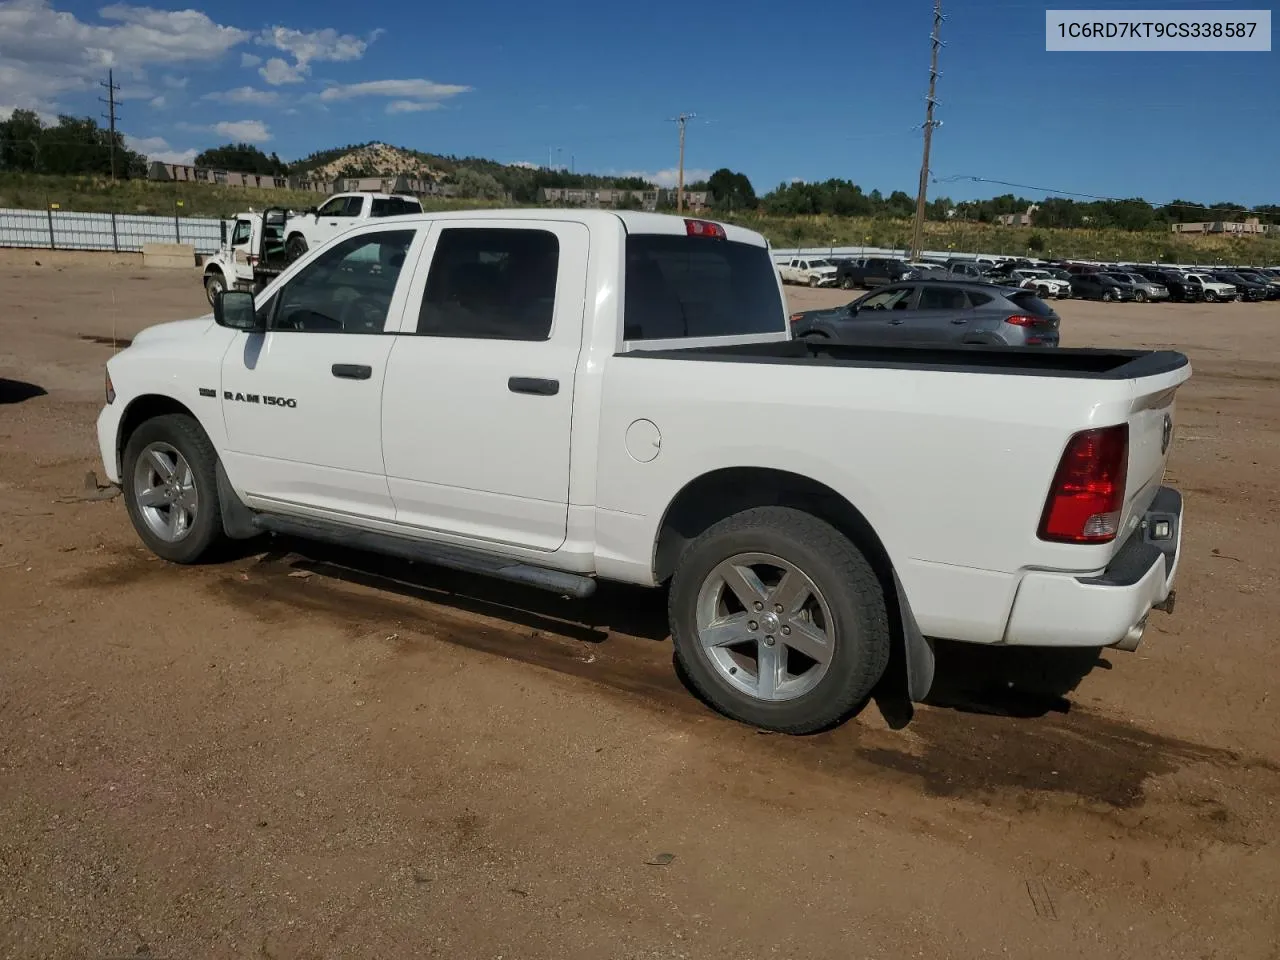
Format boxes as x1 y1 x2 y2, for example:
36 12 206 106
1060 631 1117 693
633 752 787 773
214 290 262 331
847 302 860 315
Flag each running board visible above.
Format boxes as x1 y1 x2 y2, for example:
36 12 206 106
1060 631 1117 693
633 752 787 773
251 513 597 598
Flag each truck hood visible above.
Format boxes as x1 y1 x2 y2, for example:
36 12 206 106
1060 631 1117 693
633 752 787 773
130 316 216 347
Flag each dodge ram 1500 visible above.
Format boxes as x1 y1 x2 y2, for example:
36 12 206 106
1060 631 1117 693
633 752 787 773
98 210 1190 733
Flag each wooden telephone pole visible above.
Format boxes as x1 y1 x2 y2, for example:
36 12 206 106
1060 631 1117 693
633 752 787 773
909 0 943 260
671 112 696 213
99 69 121 182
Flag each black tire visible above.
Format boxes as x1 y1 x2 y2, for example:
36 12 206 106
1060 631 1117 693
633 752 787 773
840 276 854 290
1204 289 1218 302
808 275 819 288
1134 290 1147 303
204 272 226 307
286 234 308 262
122 413 226 564
1102 289 1114 302
668 506 890 734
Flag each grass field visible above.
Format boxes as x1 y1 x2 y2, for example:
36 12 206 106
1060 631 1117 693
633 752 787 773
4 172 1278 264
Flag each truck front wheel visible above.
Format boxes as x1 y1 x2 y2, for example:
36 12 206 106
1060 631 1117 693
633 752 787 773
286 234 308 261
122 414 226 564
668 506 890 734
204 272 225 307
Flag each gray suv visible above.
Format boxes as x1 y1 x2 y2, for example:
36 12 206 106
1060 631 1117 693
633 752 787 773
789 281 1060 348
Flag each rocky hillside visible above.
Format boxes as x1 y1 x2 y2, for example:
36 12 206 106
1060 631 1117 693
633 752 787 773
295 142 442 180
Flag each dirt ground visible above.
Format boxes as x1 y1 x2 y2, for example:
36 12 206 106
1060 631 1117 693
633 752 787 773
2 257 1278 960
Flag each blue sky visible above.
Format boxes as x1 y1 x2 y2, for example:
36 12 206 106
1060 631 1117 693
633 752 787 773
1 0 1276 202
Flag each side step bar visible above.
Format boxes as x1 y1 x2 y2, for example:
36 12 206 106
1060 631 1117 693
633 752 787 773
251 513 598 599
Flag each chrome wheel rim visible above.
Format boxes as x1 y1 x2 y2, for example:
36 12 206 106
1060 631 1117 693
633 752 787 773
695 552 836 702
133 442 198 543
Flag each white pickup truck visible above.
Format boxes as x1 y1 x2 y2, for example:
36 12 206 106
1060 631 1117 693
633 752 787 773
283 191 423 261
778 256 839 287
96 210 1189 734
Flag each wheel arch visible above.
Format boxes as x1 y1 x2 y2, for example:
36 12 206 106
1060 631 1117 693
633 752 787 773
115 394 201 477
652 467 934 702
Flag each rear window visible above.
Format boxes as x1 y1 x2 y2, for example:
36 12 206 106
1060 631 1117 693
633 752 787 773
1008 291 1055 316
624 234 785 341
371 197 423 217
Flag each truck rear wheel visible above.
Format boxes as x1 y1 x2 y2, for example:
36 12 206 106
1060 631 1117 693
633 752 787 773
668 506 890 734
122 414 226 564
286 234 308 261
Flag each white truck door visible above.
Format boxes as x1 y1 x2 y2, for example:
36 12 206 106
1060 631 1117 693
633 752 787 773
313 195 362 248
381 219 589 551
218 225 423 518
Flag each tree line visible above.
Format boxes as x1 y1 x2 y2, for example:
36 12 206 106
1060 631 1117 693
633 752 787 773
0 109 146 177
761 179 1279 230
5 114 1274 231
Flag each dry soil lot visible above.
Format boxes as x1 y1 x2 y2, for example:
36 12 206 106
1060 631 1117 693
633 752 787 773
2 256 1278 960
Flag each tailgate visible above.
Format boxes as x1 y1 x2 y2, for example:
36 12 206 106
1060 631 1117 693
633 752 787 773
1122 364 1191 534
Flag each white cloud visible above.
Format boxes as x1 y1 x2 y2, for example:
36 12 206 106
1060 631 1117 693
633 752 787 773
616 168 713 189
385 99 441 114
0 104 57 123
509 160 539 169
124 133 196 165
319 78 471 102
259 57 304 86
0 0 247 111
253 25 375 85
240 52 261 67
162 74 188 90
203 86 279 106
212 119 271 142
148 95 166 109
257 25 368 67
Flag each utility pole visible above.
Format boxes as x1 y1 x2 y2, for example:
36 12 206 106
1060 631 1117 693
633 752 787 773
99 68 121 182
909 0 943 260
669 112 696 214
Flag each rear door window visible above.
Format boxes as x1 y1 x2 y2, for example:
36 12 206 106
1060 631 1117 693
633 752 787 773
624 234 785 340
917 286 968 310
371 197 423 217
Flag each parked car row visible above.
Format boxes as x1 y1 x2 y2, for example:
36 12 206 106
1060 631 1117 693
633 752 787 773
779 252 1280 304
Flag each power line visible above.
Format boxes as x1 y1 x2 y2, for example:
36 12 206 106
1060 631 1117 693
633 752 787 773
98 68 121 183
909 0 944 260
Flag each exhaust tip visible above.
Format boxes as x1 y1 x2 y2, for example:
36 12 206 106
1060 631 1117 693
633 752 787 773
1112 617 1147 653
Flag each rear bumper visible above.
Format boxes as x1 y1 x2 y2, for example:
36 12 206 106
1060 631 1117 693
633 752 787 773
1003 486 1182 649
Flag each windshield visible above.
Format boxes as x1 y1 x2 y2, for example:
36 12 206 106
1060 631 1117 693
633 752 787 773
807 259 833 268
624 234 785 341
1021 270 1050 278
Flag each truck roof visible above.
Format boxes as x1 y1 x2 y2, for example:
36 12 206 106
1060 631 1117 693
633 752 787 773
352 208 767 247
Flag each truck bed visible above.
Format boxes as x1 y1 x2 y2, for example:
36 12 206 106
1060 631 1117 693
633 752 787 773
625 339 1188 380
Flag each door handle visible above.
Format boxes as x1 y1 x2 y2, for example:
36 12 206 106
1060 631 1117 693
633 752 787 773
888 318 905 325
508 376 559 396
950 318 968 324
332 363 372 380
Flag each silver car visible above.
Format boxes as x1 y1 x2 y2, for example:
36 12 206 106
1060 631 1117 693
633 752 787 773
789 280 1060 348
1103 272 1169 302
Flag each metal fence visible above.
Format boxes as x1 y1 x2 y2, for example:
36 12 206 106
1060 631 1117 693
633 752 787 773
0 207 231 254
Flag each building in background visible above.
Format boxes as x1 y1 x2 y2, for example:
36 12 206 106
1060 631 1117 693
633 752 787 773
537 186 710 211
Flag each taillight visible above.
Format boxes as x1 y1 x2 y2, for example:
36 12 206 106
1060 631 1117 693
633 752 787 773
1004 314 1039 326
105 368 115 404
789 313 804 325
685 219 726 239
1038 425 1129 543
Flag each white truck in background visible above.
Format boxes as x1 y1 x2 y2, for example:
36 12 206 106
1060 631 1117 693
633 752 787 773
97 210 1189 734
283 192 424 261
778 256 839 287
